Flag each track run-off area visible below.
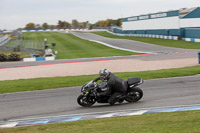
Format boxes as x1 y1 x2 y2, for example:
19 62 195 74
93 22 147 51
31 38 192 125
0 32 200 127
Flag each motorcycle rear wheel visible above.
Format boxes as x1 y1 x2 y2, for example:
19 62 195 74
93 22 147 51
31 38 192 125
77 94 96 107
125 87 143 102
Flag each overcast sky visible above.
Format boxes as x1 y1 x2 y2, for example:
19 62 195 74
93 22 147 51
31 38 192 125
0 0 199 30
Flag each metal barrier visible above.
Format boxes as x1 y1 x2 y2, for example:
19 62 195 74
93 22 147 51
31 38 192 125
3 40 44 50
107 30 179 40
0 35 9 46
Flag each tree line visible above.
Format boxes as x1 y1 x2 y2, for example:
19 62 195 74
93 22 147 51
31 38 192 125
22 19 122 30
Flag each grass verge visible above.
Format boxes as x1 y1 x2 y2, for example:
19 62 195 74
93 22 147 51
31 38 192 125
92 31 200 49
22 32 138 59
0 110 200 133
0 65 200 94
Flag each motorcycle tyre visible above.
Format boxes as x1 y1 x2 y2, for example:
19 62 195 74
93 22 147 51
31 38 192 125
77 94 96 107
125 87 143 102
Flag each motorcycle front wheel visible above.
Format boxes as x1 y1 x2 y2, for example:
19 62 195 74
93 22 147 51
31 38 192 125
125 87 143 102
77 94 96 107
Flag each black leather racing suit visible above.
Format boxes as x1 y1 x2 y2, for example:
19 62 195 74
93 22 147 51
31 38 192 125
93 73 127 105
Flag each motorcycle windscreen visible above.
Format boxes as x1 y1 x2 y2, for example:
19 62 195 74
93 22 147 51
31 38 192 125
85 80 94 88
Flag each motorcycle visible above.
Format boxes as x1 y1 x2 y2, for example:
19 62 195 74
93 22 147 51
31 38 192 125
77 78 144 107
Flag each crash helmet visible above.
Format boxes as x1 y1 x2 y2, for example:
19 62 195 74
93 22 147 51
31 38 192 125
99 69 110 80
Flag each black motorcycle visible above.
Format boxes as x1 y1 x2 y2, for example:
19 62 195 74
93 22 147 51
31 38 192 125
77 78 144 107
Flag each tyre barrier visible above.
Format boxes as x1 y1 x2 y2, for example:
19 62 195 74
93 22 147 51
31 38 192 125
182 38 200 42
0 53 20 62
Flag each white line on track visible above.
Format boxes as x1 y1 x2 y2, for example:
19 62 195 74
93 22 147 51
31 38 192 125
89 40 154 54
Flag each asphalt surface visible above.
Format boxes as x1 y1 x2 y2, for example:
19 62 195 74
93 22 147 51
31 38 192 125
0 32 200 123
0 75 200 122
71 32 199 54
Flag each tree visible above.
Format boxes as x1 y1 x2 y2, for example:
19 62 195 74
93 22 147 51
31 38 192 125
49 25 57 29
22 18 121 30
115 19 122 26
57 20 71 29
105 19 112 27
71 19 79 29
63 21 71 28
42 23 49 29
91 18 122 29
80 21 89 29
57 20 63 29
25 23 35 30
35 24 41 29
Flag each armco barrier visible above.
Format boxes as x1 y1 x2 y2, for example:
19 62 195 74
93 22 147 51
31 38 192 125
108 30 200 42
107 31 178 40
23 56 56 62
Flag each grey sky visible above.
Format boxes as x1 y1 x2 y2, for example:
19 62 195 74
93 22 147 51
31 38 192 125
0 0 199 30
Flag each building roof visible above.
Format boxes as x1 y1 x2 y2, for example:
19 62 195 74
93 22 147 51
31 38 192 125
179 7 198 18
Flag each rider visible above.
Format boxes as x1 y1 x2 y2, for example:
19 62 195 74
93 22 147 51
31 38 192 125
93 69 127 105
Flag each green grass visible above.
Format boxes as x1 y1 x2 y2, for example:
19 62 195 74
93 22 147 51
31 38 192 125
22 32 138 59
0 65 200 94
92 31 200 49
1 110 200 133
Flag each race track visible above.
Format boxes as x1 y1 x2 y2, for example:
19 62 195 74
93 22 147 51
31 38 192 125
0 32 200 126
1 75 200 122
71 32 199 56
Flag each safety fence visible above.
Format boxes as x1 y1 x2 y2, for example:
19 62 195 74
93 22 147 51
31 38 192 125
0 39 44 55
0 35 10 46
3 40 45 50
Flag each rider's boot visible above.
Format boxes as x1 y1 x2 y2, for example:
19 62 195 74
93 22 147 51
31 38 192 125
118 98 124 103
